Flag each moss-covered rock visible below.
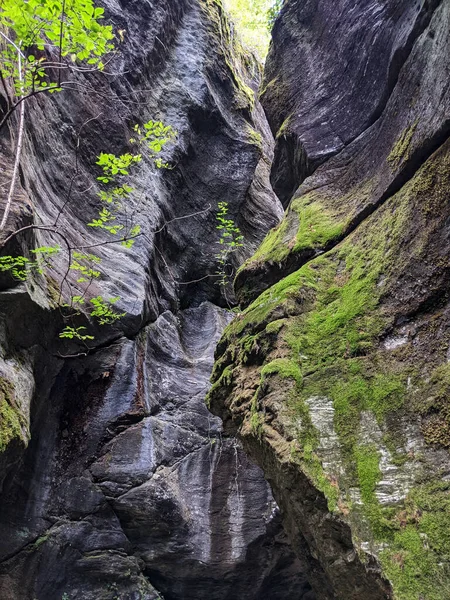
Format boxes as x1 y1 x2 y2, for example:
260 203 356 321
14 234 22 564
0 378 23 453
209 132 450 598
0 361 33 458
236 0 449 307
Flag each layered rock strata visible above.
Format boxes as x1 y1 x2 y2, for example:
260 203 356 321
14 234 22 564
0 1 311 598
210 1 450 599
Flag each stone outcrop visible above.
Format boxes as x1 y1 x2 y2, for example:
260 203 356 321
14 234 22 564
2 0 449 597
210 0 450 599
0 1 311 598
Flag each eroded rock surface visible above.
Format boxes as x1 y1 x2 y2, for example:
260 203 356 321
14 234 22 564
210 1 450 599
261 0 443 206
0 0 312 598
237 0 449 305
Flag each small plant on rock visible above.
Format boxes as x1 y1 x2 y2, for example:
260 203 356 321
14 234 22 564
215 201 244 290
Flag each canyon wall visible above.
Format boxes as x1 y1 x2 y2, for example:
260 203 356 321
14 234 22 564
210 0 450 599
1 0 449 598
0 1 313 598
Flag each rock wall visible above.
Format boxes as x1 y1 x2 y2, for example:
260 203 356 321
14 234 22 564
210 0 450 599
0 1 313 598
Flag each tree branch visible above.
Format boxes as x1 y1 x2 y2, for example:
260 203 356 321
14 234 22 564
0 46 26 231
57 0 66 86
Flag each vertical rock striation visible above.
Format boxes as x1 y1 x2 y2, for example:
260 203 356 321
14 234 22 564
210 0 450 599
0 0 310 598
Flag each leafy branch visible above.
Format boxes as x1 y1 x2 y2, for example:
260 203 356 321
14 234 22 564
215 201 244 288
0 118 177 343
0 0 115 230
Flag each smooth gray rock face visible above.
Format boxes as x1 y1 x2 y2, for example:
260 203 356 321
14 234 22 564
262 0 441 205
0 0 311 598
0 304 310 599
236 0 450 306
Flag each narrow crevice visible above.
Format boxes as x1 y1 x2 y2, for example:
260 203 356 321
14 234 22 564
0 522 61 565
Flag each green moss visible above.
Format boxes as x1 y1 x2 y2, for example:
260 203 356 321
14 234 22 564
245 151 415 508
331 376 370 455
45 274 61 308
261 358 302 385
242 196 345 270
387 120 419 170
210 138 450 595
33 533 50 548
369 374 405 421
222 172 411 513
306 456 340 512
201 0 256 111
250 410 264 438
276 115 292 138
246 125 263 149
315 371 405 463
291 197 345 253
0 377 24 453
243 217 291 267
225 266 314 339
206 365 234 407
265 319 285 334
355 445 380 505
289 440 340 512
380 481 450 600
416 363 450 447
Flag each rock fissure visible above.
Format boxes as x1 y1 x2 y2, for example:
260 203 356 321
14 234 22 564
209 1 450 599
1 0 450 598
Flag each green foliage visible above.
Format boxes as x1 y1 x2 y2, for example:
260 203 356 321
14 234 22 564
59 296 124 340
0 0 114 102
69 251 101 282
224 0 279 58
131 121 177 168
89 120 176 246
267 0 283 28
89 295 125 325
215 201 244 287
0 246 60 280
96 153 142 184
1 117 176 344
0 1 182 352
59 326 94 341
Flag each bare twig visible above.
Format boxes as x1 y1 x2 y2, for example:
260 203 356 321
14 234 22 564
57 0 66 87
0 83 65 131
153 204 212 234
0 45 26 231
54 112 102 226
0 31 26 59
